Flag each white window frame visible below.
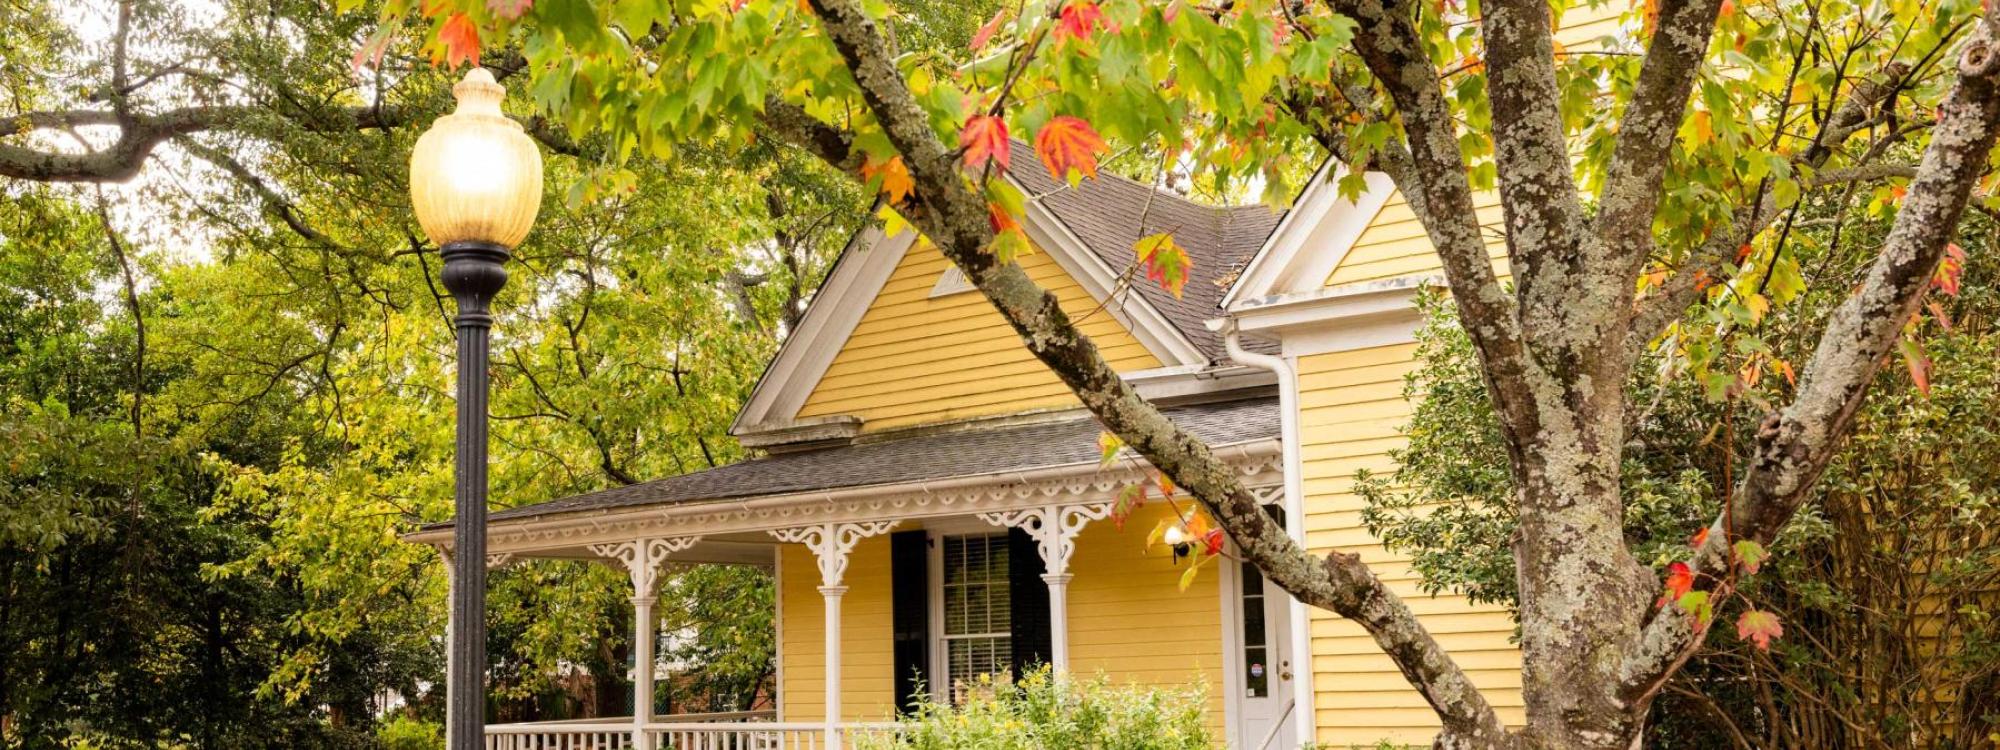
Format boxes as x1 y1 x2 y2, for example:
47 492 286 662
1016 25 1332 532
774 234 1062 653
926 526 1013 703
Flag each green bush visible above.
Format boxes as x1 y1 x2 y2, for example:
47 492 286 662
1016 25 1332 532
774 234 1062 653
376 715 443 750
854 668 1211 750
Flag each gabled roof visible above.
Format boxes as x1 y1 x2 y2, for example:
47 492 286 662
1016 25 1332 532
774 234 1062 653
432 397 1278 529
731 149 1285 437
1009 156 1285 357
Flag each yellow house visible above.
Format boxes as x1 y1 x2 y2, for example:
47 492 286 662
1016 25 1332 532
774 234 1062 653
410 0 1650 720
406 141 1537 750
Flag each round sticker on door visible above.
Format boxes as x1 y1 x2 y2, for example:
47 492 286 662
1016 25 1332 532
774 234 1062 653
1250 663 1265 678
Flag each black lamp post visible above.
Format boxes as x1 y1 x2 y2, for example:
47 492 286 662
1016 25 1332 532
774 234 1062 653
409 67 543 750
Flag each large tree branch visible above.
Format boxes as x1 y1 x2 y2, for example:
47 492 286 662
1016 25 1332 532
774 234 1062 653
1320 0 1535 454
785 0 1511 743
1596 0 1725 278
1 98 586 182
1618 20 2000 705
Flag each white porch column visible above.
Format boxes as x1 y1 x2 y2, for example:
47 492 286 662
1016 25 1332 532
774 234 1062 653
438 549 512 750
591 537 701 750
769 521 898 750
979 503 1111 672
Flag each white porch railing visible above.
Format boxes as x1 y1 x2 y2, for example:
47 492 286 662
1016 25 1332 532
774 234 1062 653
484 714 902 750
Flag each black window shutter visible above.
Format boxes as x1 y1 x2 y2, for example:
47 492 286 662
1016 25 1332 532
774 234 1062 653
1007 527 1051 678
889 530 930 712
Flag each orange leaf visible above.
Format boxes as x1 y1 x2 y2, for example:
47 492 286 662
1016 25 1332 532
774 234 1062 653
1900 336 1931 396
1034 116 1109 186
960 115 1010 171
1659 561 1693 607
1689 527 1710 549
860 155 914 204
1932 242 1966 296
1736 609 1783 650
435 13 481 69
1134 233 1193 298
1055 0 1105 42
970 8 1009 51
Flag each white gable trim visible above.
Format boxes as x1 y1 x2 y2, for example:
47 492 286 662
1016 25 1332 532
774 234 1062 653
1015 175 1211 368
730 225 916 435
733 184 1215 439
1219 159 1397 308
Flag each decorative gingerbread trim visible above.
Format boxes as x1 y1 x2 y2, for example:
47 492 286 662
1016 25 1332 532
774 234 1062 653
768 521 899 588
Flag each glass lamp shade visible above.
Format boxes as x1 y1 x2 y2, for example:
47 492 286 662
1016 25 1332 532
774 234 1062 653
409 68 543 249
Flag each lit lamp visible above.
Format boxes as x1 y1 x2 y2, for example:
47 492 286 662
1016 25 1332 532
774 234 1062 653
1163 525 1192 563
409 67 542 750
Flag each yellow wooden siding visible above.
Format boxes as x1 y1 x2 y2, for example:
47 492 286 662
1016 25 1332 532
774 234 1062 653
1296 345 1526 746
772 507 1227 735
1067 502 1227 737
796 241 1164 432
777 536 898 722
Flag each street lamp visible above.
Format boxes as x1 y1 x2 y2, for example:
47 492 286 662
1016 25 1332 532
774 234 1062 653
410 66 543 750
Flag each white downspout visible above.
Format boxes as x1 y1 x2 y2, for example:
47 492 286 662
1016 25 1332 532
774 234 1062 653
1219 320 1318 749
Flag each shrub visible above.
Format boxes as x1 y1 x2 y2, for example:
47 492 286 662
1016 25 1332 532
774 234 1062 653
376 715 443 750
854 668 1211 750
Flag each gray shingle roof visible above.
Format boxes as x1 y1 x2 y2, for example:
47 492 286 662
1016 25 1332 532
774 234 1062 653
441 397 1278 527
1008 149 1286 359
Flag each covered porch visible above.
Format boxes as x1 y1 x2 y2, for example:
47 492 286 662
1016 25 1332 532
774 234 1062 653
409 398 1285 750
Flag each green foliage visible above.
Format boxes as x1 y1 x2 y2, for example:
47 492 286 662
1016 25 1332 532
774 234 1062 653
854 669 1212 750
377 716 444 750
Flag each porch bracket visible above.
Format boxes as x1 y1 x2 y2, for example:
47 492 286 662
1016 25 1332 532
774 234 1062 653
589 536 704 750
768 521 899 750
978 502 1113 671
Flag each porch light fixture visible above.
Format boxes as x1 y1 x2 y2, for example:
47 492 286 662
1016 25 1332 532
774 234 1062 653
410 66 543 750
1163 524 1192 563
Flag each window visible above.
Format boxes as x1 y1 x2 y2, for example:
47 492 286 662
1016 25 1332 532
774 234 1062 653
939 534 1011 701
1239 560 1270 698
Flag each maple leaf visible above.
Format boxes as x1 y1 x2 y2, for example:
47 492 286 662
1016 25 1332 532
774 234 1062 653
1659 561 1694 606
435 13 481 69
1034 116 1109 187
970 8 1009 51
1134 233 1193 298
1737 609 1784 650
1055 0 1105 42
1097 431 1124 468
860 155 914 205
988 203 1030 263
351 25 395 74
1202 528 1226 557
1933 242 1966 296
1689 527 1710 549
1734 540 1769 575
487 0 533 20
960 115 1010 171
1900 335 1932 396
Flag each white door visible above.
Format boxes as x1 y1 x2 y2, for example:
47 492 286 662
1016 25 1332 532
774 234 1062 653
1234 558 1298 750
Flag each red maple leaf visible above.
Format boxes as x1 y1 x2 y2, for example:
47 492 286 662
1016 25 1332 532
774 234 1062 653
970 8 1009 51
1134 233 1193 298
1658 561 1693 606
1034 116 1109 186
435 13 481 69
1055 0 1104 42
1202 528 1226 557
1933 242 1966 296
960 115 1010 171
487 0 533 20
1736 609 1783 650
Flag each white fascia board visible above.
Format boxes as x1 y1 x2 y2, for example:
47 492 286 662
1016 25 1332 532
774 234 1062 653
1219 160 1397 307
729 225 916 435
1014 175 1211 368
1221 275 1439 357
